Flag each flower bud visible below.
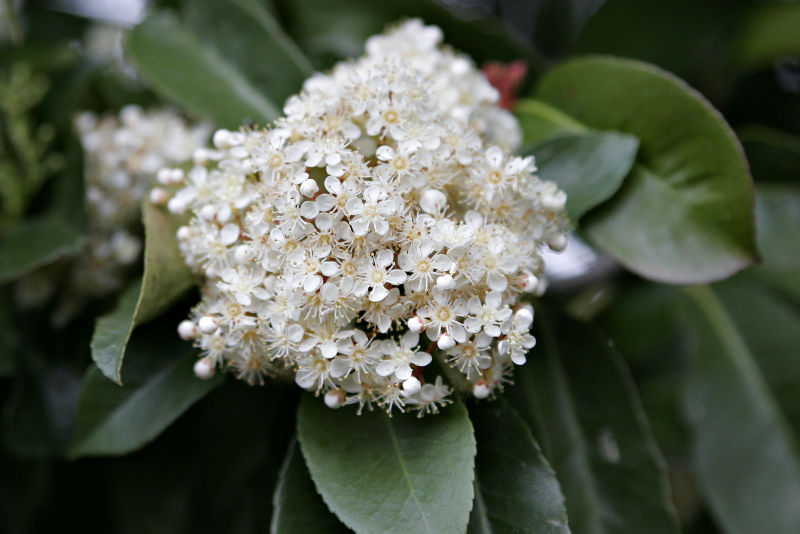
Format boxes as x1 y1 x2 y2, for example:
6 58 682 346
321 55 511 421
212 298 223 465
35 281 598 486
324 389 346 409
193 357 216 380
548 233 567 252
177 320 197 340
437 332 456 350
408 317 425 333
436 273 455 290
176 225 192 241
300 178 319 198
198 315 218 334
514 305 534 330
149 187 170 205
403 376 421 394
420 189 447 214
473 380 491 399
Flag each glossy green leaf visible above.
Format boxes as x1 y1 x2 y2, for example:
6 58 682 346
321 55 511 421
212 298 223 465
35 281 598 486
749 185 800 302
507 311 679 534
734 3 800 73
714 281 800 434
535 56 758 284
280 0 541 70
271 439 351 534
516 99 587 146
70 338 223 458
297 396 475 534
128 5 310 129
680 286 800 534
90 201 194 384
738 125 800 184
526 130 639 222
468 398 570 534
0 216 84 283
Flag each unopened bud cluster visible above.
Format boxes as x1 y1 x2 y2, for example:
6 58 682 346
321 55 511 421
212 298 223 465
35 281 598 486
72 106 210 296
162 20 568 415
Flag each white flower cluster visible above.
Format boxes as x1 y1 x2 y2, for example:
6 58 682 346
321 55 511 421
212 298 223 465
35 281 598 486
72 106 210 296
163 20 568 415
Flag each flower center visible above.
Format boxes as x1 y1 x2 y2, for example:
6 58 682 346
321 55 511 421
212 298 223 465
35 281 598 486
488 170 503 184
437 307 451 322
417 259 430 273
384 110 398 123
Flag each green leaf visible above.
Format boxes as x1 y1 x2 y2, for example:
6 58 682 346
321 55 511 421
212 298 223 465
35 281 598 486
535 56 758 284
128 5 310 129
680 286 800 534
296 395 476 534
734 3 800 73
516 99 588 146
468 398 570 534
0 215 84 283
749 184 800 302
714 281 800 434
91 200 194 384
70 336 223 458
525 130 639 222
507 311 679 534
280 0 542 70
738 125 800 184
271 439 351 534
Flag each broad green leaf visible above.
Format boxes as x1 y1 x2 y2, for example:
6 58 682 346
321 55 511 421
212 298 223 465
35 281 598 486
714 281 800 434
468 399 570 534
91 201 193 384
749 185 800 303
738 125 800 184
271 439 351 534
526 130 639 222
182 0 312 108
734 3 800 73
128 6 310 129
297 396 476 534
516 99 588 146
680 286 800 534
70 337 223 458
0 216 83 283
535 56 758 284
280 0 542 70
3 359 81 458
0 291 15 376
507 311 679 534
598 284 690 459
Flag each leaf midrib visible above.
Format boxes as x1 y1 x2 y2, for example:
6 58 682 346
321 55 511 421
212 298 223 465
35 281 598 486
385 416 433 533
539 316 607 534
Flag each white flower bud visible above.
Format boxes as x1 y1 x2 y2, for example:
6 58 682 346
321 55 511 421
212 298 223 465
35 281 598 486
200 204 216 221
176 225 192 241
177 320 197 340
167 197 188 214
420 189 447 214
193 357 216 380
473 380 491 399
220 223 240 246
300 178 319 198
198 315 218 334
403 377 421 394
324 389 346 409
156 168 173 185
514 305 534 330
542 190 567 211
234 245 253 264
436 273 455 290
408 317 425 333
548 233 567 252
520 271 539 294
149 187 170 205
168 168 184 183
437 332 456 350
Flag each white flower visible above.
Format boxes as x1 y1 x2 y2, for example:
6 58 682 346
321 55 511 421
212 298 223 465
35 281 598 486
376 331 432 381
165 19 569 415
464 291 512 337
